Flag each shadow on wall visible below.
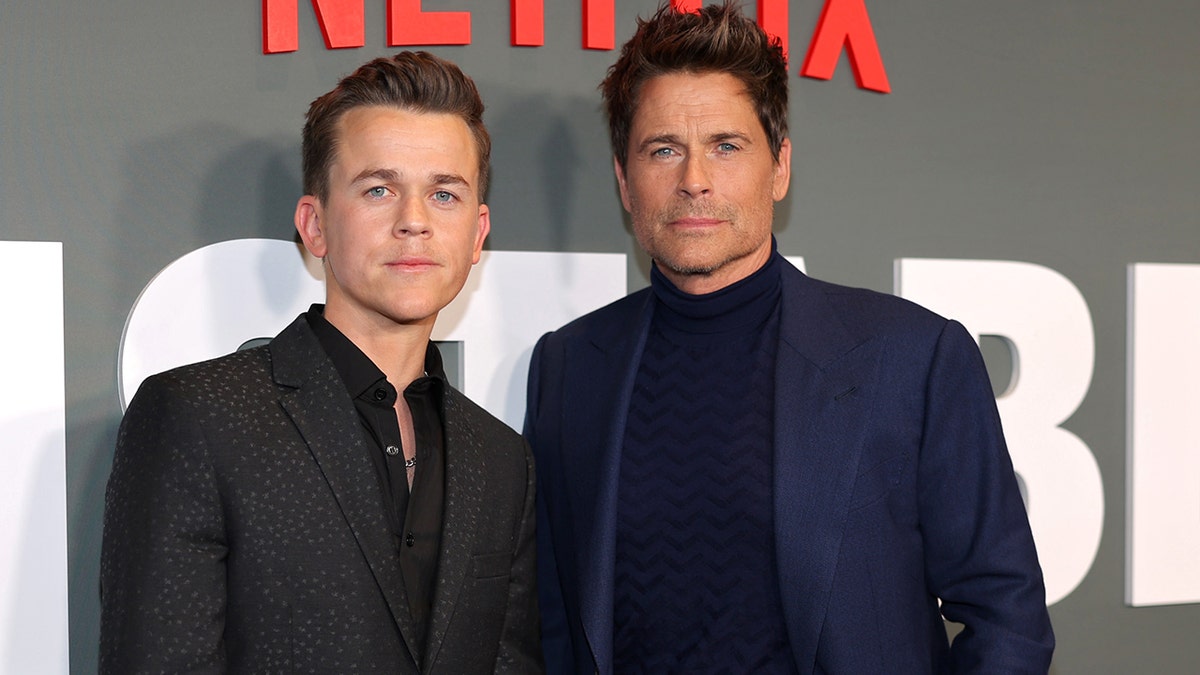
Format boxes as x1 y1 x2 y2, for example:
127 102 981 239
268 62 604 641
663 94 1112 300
114 123 301 276
69 124 306 673
486 89 628 254
113 121 310 360
67 410 119 675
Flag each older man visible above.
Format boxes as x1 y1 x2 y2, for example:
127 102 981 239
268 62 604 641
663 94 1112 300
524 3 1053 673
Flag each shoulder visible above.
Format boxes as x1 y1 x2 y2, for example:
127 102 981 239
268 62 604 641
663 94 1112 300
539 287 651 346
112 348 281 491
444 387 526 450
784 266 955 346
130 346 274 410
128 313 321 409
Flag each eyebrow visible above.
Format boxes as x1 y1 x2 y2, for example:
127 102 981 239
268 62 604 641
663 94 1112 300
350 168 473 191
635 130 755 153
637 133 684 152
708 131 753 145
351 167 401 186
429 173 471 189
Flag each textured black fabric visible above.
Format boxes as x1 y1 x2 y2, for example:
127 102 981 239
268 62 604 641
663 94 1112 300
307 306 447 647
613 254 798 674
99 314 543 674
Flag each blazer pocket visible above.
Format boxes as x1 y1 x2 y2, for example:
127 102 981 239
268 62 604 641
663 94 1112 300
471 550 512 579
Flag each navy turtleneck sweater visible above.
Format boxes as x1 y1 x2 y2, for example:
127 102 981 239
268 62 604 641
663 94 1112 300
613 247 798 674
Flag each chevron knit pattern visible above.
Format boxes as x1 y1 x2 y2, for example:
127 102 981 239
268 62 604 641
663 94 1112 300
613 256 797 674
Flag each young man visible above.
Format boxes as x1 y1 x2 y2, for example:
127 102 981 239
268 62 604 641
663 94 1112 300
525 3 1054 673
101 52 541 673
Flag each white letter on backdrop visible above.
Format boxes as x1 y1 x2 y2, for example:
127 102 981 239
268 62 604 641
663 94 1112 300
896 258 1102 606
0 241 69 672
119 239 626 428
1127 263 1200 607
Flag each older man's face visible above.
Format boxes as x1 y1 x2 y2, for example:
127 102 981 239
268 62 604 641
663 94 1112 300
615 71 790 295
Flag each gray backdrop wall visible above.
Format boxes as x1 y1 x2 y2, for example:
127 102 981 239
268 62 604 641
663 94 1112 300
1 1 1197 672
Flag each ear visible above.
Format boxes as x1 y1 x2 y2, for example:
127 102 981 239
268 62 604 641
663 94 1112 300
471 204 491 265
295 195 327 258
613 156 633 213
772 138 792 202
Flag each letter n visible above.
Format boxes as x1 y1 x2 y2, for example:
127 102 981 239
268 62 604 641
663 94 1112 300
263 0 365 54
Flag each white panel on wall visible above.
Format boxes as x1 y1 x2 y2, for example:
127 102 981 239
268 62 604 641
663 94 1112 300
433 250 627 427
896 258 1103 606
784 256 806 274
118 239 326 409
0 241 68 674
1126 263 1200 607
119 239 626 428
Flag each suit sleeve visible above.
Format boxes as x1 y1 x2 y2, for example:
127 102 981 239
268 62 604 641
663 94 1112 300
99 375 228 674
493 435 546 674
917 320 1055 673
522 334 574 673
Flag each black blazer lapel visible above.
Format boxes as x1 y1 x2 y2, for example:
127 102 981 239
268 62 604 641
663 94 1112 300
269 318 422 664
772 267 884 672
421 391 486 669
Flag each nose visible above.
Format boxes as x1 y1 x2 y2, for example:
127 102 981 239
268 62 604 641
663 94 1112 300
393 196 432 238
677 154 712 198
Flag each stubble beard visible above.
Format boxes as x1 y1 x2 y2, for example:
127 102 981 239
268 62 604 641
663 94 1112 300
635 202 771 279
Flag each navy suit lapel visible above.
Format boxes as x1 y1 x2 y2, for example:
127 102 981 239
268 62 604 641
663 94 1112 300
269 319 422 665
564 290 654 675
772 267 883 673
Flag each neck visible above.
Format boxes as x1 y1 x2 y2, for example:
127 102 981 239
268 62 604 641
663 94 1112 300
655 239 774 295
651 245 781 336
323 305 433 389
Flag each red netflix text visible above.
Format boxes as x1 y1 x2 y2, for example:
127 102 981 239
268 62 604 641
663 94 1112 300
263 0 890 93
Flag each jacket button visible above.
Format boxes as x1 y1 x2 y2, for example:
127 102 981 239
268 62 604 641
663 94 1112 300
405 532 415 547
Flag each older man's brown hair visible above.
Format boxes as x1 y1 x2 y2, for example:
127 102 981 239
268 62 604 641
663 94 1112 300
601 1 789 168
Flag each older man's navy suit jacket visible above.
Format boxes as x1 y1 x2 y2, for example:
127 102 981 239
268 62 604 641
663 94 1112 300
524 262 1054 674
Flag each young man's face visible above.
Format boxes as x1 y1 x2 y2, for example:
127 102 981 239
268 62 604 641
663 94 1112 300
296 105 489 336
615 71 790 295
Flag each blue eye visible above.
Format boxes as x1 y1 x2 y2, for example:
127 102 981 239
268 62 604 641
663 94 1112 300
717 142 738 152
651 147 675 157
366 186 388 198
433 190 456 203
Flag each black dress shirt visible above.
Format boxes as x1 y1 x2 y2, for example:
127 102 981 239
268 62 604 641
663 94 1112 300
305 306 446 655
